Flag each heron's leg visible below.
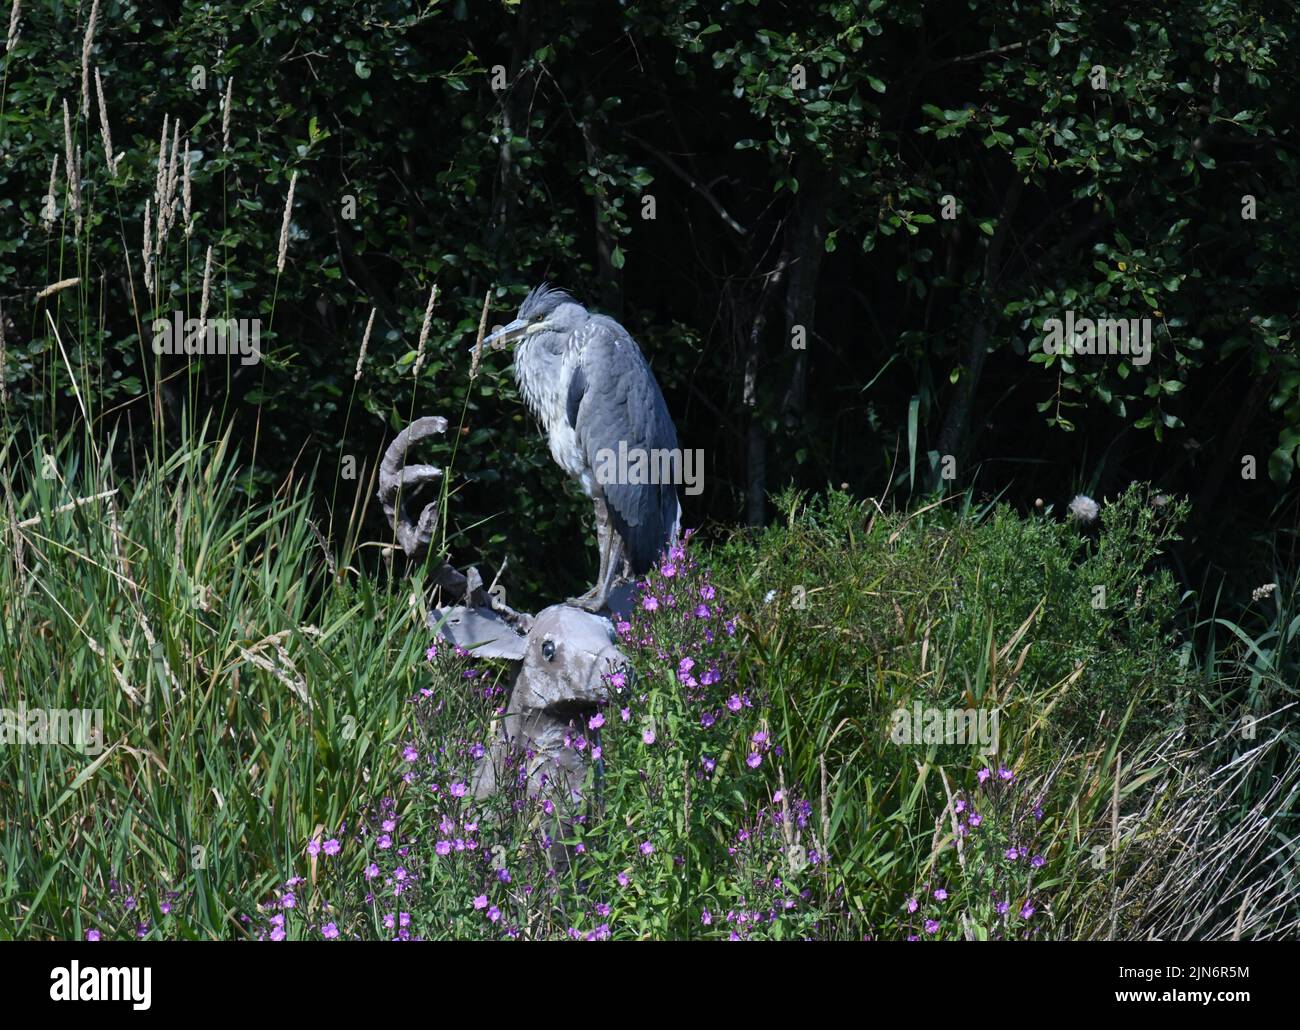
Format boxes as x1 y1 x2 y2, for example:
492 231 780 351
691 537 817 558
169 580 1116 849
567 496 610 606
592 498 613 593
575 514 624 613
598 532 626 606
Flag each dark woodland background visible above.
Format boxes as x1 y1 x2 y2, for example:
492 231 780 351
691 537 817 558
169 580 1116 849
2 0 1298 602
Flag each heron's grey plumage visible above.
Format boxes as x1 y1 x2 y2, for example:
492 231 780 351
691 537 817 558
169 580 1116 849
565 316 680 572
483 283 681 610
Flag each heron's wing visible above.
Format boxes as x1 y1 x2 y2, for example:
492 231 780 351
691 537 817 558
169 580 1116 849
570 317 681 573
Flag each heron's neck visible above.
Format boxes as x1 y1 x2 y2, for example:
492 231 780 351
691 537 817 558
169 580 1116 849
514 335 565 425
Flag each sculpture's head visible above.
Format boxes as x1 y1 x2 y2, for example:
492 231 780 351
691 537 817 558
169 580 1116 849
432 601 627 813
512 604 622 712
431 602 623 712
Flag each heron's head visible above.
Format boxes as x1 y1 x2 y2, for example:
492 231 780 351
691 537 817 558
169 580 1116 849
478 283 587 354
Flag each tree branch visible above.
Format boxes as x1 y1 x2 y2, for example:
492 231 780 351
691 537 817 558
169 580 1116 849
623 130 748 236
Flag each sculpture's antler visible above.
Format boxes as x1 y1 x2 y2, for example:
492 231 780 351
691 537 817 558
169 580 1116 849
379 414 532 627
377 416 448 560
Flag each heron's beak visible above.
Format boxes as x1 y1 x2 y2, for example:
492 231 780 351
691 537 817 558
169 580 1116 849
476 318 528 354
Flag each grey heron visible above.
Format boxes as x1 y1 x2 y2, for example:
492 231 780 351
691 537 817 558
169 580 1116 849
480 284 681 612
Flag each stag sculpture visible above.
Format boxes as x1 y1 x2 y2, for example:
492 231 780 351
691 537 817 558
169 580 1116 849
377 416 629 863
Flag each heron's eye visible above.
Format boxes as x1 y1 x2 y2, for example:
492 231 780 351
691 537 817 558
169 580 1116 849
541 639 556 662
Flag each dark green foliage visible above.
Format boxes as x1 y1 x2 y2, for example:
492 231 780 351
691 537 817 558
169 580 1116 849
2 0 1296 594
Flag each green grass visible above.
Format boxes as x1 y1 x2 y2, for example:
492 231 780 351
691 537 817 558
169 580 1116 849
1 426 1297 938
0 419 424 938
696 486 1299 938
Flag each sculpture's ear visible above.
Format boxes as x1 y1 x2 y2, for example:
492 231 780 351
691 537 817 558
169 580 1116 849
429 606 527 661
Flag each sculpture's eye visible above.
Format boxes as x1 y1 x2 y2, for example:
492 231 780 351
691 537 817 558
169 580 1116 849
541 639 556 662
